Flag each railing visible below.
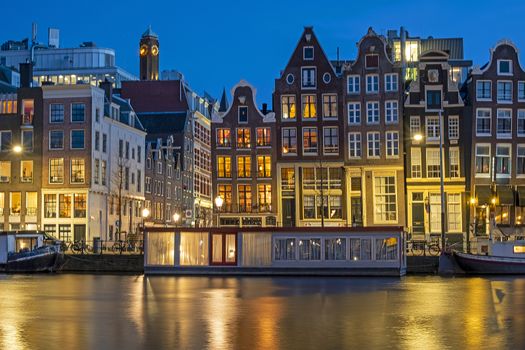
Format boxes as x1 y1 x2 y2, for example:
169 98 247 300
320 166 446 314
0 176 10 183
25 207 37 216
58 239 144 255
218 204 273 214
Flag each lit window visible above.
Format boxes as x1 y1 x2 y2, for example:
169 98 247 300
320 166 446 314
236 128 251 148
71 158 85 184
475 144 491 175
20 160 33 183
281 95 296 120
256 128 271 147
216 128 231 147
302 95 317 119
257 156 271 178
238 185 252 213
217 156 231 178
0 161 11 183
282 128 297 155
426 148 441 178
21 99 34 125
49 158 64 184
258 184 272 211
323 127 338 154
374 175 397 223
237 156 251 178
303 127 318 155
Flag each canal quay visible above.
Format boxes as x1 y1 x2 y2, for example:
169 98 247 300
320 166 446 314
0 274 524 350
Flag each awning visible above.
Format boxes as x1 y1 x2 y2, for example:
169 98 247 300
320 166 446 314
475 185 492 205
497 186 514 205
518 187 525 206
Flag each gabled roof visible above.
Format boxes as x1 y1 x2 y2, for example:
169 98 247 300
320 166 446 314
138 111 188 135
421 38 463 60
120 80 189 113
219 88 229 112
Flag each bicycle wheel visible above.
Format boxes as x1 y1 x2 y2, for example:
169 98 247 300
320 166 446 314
71 242 81 253
411 243 424 256
428 244 441 256
111 243 122 254
85 244 93 253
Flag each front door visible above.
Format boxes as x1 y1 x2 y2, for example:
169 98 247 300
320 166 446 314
475 207 487 235
412 203 425 235
210 233 237 265
74 224 86 242
282 199 296 227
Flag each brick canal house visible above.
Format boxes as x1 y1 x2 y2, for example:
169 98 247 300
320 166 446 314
342 28 406 229
463 40 525 240
274 27 346 227
403 50 467 244
211 80 277 227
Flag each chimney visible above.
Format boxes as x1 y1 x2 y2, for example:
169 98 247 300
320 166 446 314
99 79 113 103
262 103 268 115
20 63 33 88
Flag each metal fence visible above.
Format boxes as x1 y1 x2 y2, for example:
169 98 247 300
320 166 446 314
58 239 144 255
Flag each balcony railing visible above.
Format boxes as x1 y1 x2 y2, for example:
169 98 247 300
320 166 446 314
21 175 33 183
10 208 21 216
0 176 10 183
218 204 273 214
26 207 37 216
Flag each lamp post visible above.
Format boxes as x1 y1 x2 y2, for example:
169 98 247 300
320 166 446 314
173 212 181 227
215 195 224 227
141 208 150 231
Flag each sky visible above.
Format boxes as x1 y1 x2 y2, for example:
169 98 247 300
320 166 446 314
4 0 525 106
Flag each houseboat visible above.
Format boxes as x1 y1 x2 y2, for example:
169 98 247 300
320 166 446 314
0 231 64 273
143 227 406 276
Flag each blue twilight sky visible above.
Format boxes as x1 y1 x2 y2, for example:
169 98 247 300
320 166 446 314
4 0 525 106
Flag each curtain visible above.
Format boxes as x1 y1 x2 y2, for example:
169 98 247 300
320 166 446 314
146 232 174 266
180 232 209 266
242 233 272 266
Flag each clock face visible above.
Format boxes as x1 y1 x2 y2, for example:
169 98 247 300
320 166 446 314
151 45 159 56
140 44 148 56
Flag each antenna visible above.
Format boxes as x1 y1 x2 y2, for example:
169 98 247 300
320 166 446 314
32 23 37 45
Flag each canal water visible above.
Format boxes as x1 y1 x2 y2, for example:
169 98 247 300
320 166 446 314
0 275 524 350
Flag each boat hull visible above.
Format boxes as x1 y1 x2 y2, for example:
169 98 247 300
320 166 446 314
0 251 65 273
454 252 525 274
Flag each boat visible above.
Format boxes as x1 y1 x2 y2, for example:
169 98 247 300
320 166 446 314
453 238 525 275
0 231 65 273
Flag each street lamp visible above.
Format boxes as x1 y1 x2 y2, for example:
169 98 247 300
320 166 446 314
215 195 224 227
141 208 150 229
173 212 180 226
12 145 22 153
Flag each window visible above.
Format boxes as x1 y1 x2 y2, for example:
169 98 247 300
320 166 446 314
366 75 379 93
450 148 460 178
385 101 398 123
302 127 318 155
301 67 316 88
366 102 379 124
238 106 248 123
498 60 512 75
257 156 271 178
0 131 12 151
518 145 525 175
59 194 71 218
74 194 86 218
21 99 34 125
426 148 441 178
71 130 85 149
217 184 233 209
20 160 33 183
49 131 64 150
367 132 380 158
426 90 442 110
137 145 141 163
386 131 399 157
125 141 129 159
238 185 252 213
237 156 251 178
94 159 100 184
323 127 338 154
374 175 397 222
496 144 511 176
325 238 346 260
303 195 315 219
44 194 57 218
411 148 422 178
448 116 459 139
102 134 107 153
58 224 71 241
119 140 123 158
448 193 462 232
519 82 525 101
216 128 231 147
274 238 296 260
281 95 296 120
410 116 421 137
365 54 379 68
10 192 21 216
302 94 317 119
303 46 314 60
22 130 33 151
475 144 491 175
236 128 251 148
497 109 512 137
71 159 85 184
426 116 440 141
94 131 100 151
322 94 337 119
49 158 64 183
50 104 64 123
519 110 525 136
347 75 360 94
256 128 271 147
71 103 85 122
476 109 491 135
0 161 11 183
347 102 361 124
286 74 294 85
385 74 398 92
101 160 107 186
258 184 272 210
348 133 361 158
376 238 398 260
497 81 512 102
476 81 492 100
282 128 297 155
298 239 321 260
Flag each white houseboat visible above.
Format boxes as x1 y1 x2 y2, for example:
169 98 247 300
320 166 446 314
144 227 407 276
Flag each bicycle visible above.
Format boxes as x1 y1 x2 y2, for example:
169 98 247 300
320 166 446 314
409 240 426 256
70 240 93 254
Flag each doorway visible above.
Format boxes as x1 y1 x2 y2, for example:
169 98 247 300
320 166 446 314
282 199 296 227
210 233 237 265
74 224 86 241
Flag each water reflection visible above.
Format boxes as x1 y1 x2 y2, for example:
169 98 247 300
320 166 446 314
1 275 525 349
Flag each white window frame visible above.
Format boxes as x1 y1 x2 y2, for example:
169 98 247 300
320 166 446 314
410 148 422 178
496 143 511 178
410 116 421 139
347 102 361 125
366 74 379 93
518 110 525 137
366 101 379 125
449 147 460 178
447 193 462 233
476 80 492 101
496 108 512 139
385 73 398 92
385 131 399 158
303 46 314 61
426 116 440 142
301 67 317 89
348 132 361 159
281 127 297 156
475 143 491 178
448 116 459 140
517 144 525 177
372 172 398 224
385 100 398 124
497 59 513 76
426 148 441 178
347 75 360 94
476 108 492 136
70 129 85 150
323 127 339 155
497 80 513 103
367 132 380 159
518 81 525 102
49 130 64 150
302 127 318 155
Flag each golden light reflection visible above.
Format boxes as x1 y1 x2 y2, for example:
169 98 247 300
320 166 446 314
203 286 239 349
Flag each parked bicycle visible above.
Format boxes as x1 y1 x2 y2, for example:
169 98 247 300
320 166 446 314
70 240 93 254
111 239 143 254
407 239 441 256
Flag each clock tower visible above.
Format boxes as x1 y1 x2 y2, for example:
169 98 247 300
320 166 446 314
139 26 159 80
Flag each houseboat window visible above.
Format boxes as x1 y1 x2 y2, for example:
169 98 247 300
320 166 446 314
298 239 321 260
242 233 272 267
375 238 398 260
361 239 372 260
180 232 208 266
274 238 295 260
325 238 346 260
16 237 38 252
350 239 361 260
146 232 175 266
514 246 525 254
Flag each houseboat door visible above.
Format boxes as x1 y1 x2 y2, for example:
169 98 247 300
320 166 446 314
210 233 237 265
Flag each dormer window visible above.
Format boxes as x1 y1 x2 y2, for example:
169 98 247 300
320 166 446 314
239 106 248 123
365 54 379 69
303 46 314 60
301 67 316 89
498 60 512 75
